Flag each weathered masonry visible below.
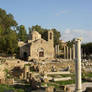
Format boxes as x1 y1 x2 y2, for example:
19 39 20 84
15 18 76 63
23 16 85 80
18 30 54 60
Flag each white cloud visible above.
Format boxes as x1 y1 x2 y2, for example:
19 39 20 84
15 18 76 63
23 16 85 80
62 29 92 43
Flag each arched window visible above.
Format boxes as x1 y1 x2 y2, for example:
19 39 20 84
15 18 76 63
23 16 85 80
50 32 52 40
38 48 44 57
39 51 44 57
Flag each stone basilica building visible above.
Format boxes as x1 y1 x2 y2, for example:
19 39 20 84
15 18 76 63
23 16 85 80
18 30 54 60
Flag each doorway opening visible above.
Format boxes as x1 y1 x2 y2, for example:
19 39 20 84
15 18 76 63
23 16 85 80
23 52 28 60
39 51 44 57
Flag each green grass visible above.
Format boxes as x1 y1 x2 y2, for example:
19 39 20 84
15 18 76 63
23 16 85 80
55 80 75 85
24 64 31 66
30 69 35 72
82 72 92 78
47 73 75 88
43 73 92 88
46 79 75 88
0 84 24 92
47 83 59 88
47 75 59 77
60 74 74 77
85 72 92 77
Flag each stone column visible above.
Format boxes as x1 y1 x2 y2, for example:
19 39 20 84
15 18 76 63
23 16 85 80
69 48 72 60
64 46 66 59
55 45 57 57
24 66 30 79
75 38 82 92
55 45 59 57
57 45 59 55
66 46 69 59
73 44 75 60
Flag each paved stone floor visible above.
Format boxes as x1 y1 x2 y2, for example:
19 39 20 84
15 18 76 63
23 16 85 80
67 82 92 92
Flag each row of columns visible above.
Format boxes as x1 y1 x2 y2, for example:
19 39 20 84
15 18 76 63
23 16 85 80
57 38 82 92
64 44 75 60
64 38 82 92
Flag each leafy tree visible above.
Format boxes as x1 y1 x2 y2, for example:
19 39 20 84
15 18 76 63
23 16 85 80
29 25 61 47
0 29 18 55
29 25 43 34
66 39 75 48
52 28 61 46
82 43 92 59
0 8 17 33
0 8 18 55
17 25 27 41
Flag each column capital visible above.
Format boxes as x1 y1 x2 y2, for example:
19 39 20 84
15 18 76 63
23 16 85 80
74 37 82 42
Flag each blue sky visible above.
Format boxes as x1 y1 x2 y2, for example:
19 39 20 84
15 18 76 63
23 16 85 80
0 0 92 42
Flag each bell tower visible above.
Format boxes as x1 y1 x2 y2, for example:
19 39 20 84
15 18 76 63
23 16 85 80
48 30 54 44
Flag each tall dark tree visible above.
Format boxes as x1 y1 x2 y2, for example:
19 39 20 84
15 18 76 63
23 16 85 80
17 25 27 42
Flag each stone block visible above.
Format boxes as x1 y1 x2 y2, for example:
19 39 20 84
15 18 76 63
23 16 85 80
85 87 92 92
0 78 5 84
66 87 71 92
45 86 54 92
6 78 14 85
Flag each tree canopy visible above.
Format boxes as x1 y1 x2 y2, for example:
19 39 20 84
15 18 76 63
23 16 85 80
29 25 61 47
0 8 18 55
66 39 75 48
82 43 92 59
17 25 27 42
0 8 17 32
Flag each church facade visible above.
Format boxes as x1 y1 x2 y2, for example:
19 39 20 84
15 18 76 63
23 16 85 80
18 30 54 60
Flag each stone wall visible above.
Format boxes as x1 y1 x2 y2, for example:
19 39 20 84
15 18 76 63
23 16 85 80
20 44 30 59
19 30 54 60
29 39 54 60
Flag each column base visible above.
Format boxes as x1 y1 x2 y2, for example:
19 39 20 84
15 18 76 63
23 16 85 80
75 89 82 92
